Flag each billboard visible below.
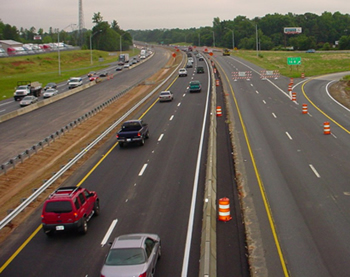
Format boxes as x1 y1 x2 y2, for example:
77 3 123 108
284 27 302 34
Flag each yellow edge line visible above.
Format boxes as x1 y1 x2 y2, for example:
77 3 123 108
301 77 350 134
0 69 179 272
216 61 289 276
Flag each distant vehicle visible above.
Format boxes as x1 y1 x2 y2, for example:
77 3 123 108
119 53 130 64
14 81 42 101
179 68 187 77
223 49 230 56
140 49 146 59
186 62 193 68
100 233 161 277
19 95 38 107
116 120 149 147
99 71 109 77
188 57 194 63
189 80 202 92
159 91 174 102
199 56 204 61
43 88 58 98
0 48 8 57
306 49 316 53
188 46 193 51
124 63 130 69
196 66 204 74
41 186 100 236
89 76 99 82
68 77 83 89
88 71 96 77
44 82 57 90
116 66 123 71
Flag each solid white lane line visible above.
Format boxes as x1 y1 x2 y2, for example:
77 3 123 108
158 134 164 141
309 164 321 178
285 132 293 140
138 164 148 176
101 219 118 247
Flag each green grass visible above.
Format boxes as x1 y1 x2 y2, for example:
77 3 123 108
0 48 140 100
230 50 350 78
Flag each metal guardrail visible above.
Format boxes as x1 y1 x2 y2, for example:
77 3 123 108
0 51 184 230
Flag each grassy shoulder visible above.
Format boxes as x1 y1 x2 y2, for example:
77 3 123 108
230 50 350 79
0 49 139 100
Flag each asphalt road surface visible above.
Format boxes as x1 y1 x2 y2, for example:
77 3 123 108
213 53 350 276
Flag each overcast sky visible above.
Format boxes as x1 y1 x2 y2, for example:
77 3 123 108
1 0 349 32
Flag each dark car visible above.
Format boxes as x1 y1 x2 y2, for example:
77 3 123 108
44 82 57 90
197 66 204 74
116 66 123 71
99 71 109 77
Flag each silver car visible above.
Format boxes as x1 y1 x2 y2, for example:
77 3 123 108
159 91 174 102
19 95 38 107
43 88 58 98
101 233 161 277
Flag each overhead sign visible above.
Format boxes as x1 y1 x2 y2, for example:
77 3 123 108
287 57 301 65
284 27 302 34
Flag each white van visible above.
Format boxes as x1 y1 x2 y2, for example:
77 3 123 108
68 77 83 89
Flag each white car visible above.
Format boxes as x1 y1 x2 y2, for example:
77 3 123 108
43 88 58 98
159 91 174 102
178 68 187 77
67 77 83 89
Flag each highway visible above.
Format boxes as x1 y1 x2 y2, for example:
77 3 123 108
0 49 213 276
0 48 169 165
212 53 350 276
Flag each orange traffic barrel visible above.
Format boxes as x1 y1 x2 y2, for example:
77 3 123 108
216 79 220 86
324 122 331 135
302 104 308 114
292 92 297 101
288 84 292 92
218 197 232 221
216 106 222 117
290 78 294 84
301 72 305 78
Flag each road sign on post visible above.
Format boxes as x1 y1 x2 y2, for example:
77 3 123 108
287 57 302 65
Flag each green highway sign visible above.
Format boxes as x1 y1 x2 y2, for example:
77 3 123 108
287 57 302 65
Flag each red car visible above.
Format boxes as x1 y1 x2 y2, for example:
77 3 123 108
89 76 99 81
41 186 100 236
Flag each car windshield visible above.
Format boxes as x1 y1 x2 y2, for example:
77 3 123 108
70 78 80 82
105 248 146 265
45 201 73 213
17 86 28 90
160 92 170 96
46 89 55 92
22 96 32 100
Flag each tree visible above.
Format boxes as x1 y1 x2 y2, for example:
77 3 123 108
92 12 103 24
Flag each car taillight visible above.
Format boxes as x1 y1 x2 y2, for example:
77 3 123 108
139 273 147 277
116 134 119 138
101 275 105 277
74 212 78 218
137 132 141 137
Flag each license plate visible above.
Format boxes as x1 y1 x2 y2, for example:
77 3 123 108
127 139 131 142
56 225 64 231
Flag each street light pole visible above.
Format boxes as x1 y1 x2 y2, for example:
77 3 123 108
225 27 235 50
212 31 215 48
119 33 126 57
58 24 76 75
90 30 102 65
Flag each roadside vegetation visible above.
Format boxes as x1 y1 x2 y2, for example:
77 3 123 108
230 50 350 78
0 49 138 100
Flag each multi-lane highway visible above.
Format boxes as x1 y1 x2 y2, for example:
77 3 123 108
213 53 350 276
0 48 214 276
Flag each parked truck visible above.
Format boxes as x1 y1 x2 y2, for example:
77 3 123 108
118 53 130 65
116 120 149 147
223 49 230 56
14 81 42 101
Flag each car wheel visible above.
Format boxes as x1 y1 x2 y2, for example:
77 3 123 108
158 245 162 260
145 131 150 139
140 137 145 146
79 218 88 234
94 200 100 216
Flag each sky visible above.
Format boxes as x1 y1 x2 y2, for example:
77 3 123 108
1 0 349 32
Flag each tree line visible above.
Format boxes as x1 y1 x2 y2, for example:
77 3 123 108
1 11 350 51
129 12 350 50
